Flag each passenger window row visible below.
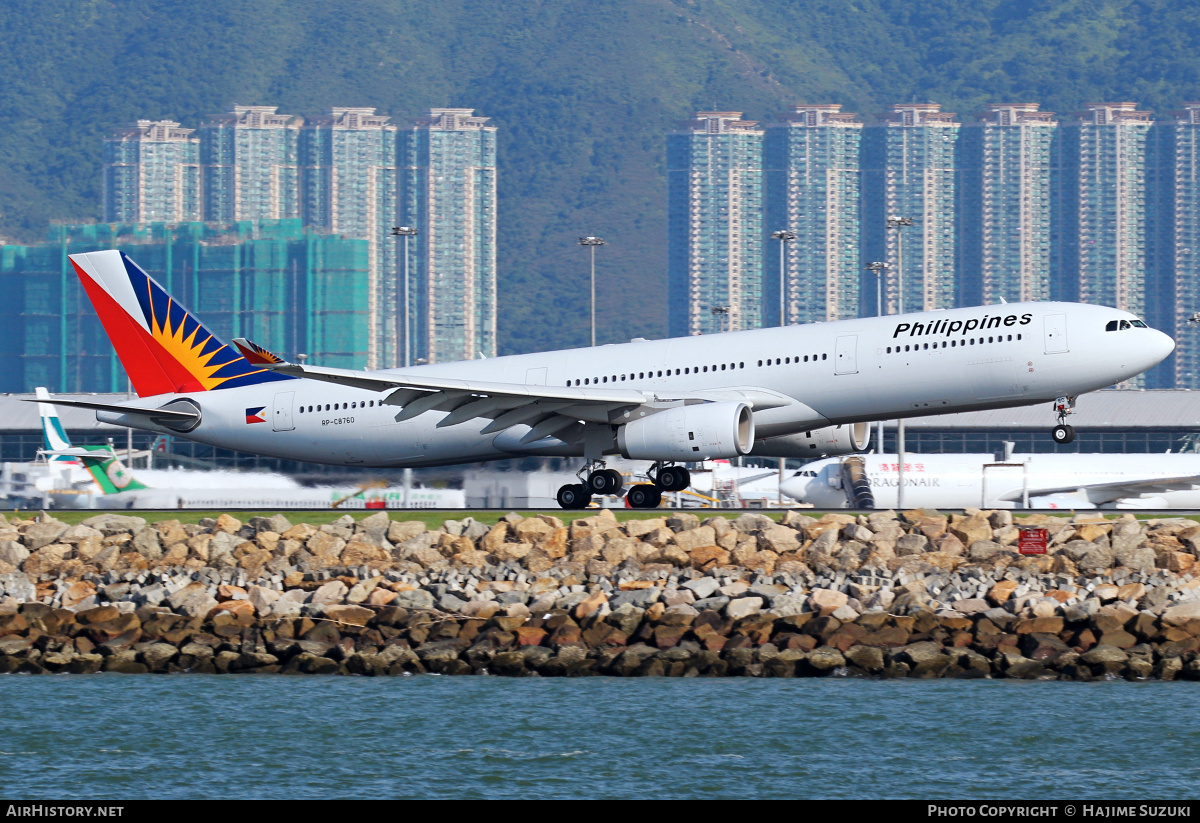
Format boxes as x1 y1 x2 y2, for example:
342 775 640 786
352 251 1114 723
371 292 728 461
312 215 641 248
568 362 747 387
886 334 1022 354
758 354 827 367
298 400 378 414
563 351 834 387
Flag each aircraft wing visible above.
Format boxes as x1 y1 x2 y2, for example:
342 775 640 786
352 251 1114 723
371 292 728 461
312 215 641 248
1000 475 1200 505
233 337 796 445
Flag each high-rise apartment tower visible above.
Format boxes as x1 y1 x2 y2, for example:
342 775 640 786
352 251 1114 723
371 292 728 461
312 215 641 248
301 108 398 368
398 108 498 364
102 120 201 224
862 103 960 314
764 104 862 324
200 106 301 223
667 112 764 336
958 104 1057 306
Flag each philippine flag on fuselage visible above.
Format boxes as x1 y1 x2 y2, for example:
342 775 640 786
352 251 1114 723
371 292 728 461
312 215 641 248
245 407 267 425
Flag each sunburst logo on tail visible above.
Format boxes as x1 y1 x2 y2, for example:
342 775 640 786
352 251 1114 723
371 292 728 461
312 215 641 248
69 250 293 396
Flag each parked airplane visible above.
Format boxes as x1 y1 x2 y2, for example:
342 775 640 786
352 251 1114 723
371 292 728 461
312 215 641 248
46 250 1173 509
781 451 1200 510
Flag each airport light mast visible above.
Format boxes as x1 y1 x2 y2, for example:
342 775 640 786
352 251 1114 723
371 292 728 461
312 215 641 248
770 229 797 504
390 225 419 368
391 225 419 509
579 236 606 347
770 230 796 327
887 216 915 508
866 261 890 455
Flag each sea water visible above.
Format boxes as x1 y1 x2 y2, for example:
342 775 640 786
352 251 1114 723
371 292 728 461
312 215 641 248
0 675 1196 799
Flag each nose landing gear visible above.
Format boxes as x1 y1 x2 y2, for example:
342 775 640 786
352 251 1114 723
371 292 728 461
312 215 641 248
1051 395 1077 444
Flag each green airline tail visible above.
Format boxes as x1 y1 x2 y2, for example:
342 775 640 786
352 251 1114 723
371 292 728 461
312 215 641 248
78 446 149 494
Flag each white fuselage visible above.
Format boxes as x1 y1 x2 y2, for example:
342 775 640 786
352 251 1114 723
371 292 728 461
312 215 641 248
98 302 1173 469
783 452 1200 510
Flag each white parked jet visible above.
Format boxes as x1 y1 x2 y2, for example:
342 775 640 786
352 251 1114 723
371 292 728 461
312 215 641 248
46 250 1173 509
781 451 1200 510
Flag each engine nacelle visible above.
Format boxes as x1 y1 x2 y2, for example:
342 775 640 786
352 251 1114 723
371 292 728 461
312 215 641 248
617 401 754 461
753 422 871 458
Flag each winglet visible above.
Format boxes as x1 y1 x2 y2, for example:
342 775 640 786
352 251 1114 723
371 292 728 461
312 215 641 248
232 338 290 367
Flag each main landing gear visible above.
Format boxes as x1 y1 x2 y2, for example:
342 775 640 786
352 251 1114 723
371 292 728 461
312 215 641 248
555 462 692 509
1051 395 1077 444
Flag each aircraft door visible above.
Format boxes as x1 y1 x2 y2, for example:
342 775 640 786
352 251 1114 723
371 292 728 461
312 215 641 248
834 335 858 375
1044 314 1068 354
272 392 295 432
525 367 548 385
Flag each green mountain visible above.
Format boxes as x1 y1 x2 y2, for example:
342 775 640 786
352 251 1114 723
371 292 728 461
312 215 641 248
1 0 1199 354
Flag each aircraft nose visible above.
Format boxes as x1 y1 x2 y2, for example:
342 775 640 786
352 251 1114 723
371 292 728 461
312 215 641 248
1147 331 1176 362
779 477 807 502
1147 329 1175 366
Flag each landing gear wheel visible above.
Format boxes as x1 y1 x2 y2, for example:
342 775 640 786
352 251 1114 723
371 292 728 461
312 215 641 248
626 484 663 509
557 483 593 509
1052 424 1076 444
602 469 623 495
656 466 691 492
586 469 623 495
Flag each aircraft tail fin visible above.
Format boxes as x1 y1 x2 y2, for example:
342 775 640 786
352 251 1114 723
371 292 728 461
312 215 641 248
67 250 295 397
76 446 150 494
232 337 290 367
35 387 78 464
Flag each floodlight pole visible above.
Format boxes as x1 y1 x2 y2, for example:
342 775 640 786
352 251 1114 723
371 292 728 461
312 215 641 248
887 216 914 509
865 261 889 454
579 236 606 347
391 226 419 508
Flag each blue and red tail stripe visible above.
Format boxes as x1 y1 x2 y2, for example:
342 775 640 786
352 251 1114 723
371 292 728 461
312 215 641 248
69 250 294 397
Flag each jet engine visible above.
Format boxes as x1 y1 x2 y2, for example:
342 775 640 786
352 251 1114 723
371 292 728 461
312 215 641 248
617 401 754 461
753 422 871 458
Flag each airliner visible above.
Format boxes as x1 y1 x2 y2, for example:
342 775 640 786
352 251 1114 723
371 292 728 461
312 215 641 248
781 451 1200 510
43 250 1174 509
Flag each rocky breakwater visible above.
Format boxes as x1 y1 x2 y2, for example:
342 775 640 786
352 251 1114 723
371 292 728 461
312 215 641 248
3 508 1200 679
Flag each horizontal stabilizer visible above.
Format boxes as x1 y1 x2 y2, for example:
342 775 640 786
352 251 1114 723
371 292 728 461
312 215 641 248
21 397 199 421
39 447 117 459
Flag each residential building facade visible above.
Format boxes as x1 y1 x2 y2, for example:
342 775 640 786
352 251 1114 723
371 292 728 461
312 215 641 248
862 104 960 314
102 120 202 224
200 105 301 223
398 108 498 364
958 104 1057 306
763 104 862 324
1155 104 1200 388
667 112 764 336
300 108 398 368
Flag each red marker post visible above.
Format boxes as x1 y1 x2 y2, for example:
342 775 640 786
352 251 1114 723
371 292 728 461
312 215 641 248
1018 527 1048 555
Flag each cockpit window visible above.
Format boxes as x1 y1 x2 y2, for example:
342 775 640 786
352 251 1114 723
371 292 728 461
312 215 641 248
1106 320 1118 331
1120 320 1132 330
1132 320 1148 328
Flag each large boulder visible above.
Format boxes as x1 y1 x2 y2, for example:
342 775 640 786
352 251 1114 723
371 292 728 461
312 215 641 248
22 520 68 550
166 582 218 618
80 514 147 536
